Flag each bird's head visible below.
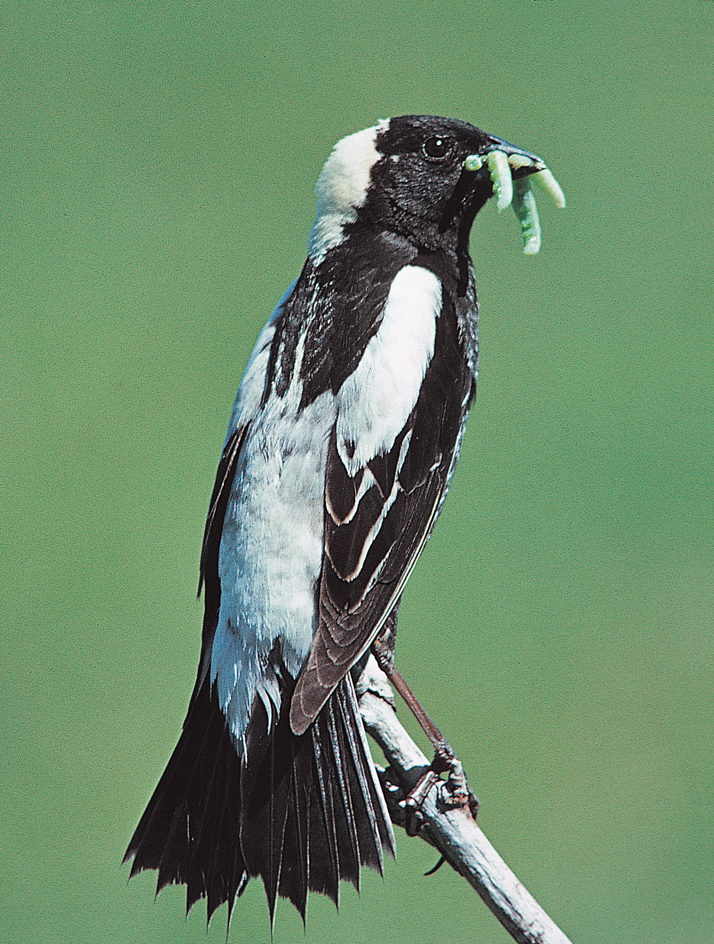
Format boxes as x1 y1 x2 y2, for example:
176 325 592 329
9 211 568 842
308 115 564 261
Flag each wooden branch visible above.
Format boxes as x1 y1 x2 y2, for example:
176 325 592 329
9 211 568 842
355 658 574 944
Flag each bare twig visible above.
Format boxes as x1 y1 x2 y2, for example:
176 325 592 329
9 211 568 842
356 658 574 944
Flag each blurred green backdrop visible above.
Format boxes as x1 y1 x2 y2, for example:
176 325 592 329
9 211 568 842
2 2 713 942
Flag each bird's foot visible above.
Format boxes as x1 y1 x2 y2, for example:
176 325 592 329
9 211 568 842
403 739 478 835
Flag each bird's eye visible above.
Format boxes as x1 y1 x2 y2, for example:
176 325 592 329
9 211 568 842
422 136 453 161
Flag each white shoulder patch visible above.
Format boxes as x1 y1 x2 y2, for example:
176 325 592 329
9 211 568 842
336 265 441 474
308 120 389 262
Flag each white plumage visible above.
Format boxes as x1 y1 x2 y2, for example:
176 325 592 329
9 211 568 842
336 265 440 474
211 264 443 746
307 122 386 262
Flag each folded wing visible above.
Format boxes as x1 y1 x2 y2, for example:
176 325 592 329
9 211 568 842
290 267 475 733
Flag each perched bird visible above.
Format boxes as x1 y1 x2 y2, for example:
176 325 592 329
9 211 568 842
124 115 564 930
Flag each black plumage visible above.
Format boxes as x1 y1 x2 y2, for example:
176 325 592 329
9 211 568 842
124 114 563 931
125 659 388 925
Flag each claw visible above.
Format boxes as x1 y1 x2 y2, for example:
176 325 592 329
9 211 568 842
486 150 513 212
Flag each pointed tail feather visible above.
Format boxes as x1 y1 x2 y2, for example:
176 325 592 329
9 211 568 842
123 674 248 923
239 670 395 921
124 670 394 928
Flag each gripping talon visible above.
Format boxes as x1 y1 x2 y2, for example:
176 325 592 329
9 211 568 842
424 855 447 876
404 769 441 836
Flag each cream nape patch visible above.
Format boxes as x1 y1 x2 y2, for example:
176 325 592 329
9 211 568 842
308 120 388 262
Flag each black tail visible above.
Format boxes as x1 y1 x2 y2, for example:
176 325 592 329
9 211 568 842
124 670 395 927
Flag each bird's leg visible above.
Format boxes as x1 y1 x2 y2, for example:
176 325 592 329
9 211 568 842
370 612 460 772
371 623 478 833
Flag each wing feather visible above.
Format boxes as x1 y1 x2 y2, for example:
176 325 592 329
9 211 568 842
191 423 249 705
290 300 474 734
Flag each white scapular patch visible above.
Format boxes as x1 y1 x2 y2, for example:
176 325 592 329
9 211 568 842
308 120 388 263
336 265 441 475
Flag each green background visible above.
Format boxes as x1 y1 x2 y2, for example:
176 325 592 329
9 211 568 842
3 2 713 942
